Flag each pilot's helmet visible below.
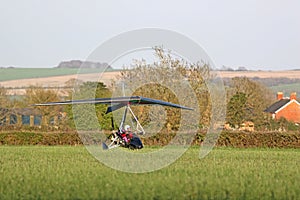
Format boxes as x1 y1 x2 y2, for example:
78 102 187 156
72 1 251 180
124 125 131 131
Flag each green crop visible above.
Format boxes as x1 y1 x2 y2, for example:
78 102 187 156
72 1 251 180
0 146 299 199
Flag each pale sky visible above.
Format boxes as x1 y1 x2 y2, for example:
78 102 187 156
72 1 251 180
0 0 299 70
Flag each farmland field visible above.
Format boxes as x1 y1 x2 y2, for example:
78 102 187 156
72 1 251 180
271 83 300 95
2 68 300 86
0 146 299 199
2 69 300 96
0 68 115 82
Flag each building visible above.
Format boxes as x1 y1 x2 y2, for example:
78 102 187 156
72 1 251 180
239 121 255 132
224 121 255 132
0 107 64 127
265 92 300 123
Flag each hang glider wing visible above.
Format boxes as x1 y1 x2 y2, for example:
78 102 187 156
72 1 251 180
33 96 193 113
135 97 193 110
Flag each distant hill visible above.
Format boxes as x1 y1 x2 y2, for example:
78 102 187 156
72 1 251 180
57 60 112 70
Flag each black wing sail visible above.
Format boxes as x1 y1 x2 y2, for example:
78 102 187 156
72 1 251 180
33 96 193 113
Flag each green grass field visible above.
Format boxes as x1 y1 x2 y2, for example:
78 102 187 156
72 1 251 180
0 68 115 81
0 146 299 199
271 83 300 95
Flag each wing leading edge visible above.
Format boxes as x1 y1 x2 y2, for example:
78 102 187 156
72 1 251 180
33 96 193 113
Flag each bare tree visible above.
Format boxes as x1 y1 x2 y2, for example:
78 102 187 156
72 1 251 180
0 85 7 106
0 85 8 125
116 47 214 131
24 86 62 126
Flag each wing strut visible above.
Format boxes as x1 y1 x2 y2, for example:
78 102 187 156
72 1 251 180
128 106 145 135
118 105 145 135
119 105 128 132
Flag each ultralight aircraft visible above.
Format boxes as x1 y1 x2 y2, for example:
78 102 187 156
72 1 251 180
34 96 193 150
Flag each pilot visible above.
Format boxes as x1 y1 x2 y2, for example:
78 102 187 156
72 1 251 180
122 125 133 143
124 125 131 132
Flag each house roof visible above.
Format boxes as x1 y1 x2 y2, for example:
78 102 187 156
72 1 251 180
264 99 290 113
13 108 42 115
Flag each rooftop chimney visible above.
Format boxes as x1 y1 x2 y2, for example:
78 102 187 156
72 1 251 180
277 92 283 100
290 92 297 100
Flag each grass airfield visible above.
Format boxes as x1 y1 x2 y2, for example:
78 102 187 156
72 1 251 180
0 146 299 200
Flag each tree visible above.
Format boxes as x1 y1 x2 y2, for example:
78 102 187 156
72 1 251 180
226 92 248 127
0 85 8 106
226 77 273 129
67 81 113 130
116 47 215 131
24 86 62 126
0 85 8 125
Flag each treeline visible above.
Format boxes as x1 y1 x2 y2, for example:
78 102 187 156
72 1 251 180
0 81 113 131
1 48 299 133
222 77 300 87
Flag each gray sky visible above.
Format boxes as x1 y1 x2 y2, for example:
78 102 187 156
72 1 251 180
0 0 299 70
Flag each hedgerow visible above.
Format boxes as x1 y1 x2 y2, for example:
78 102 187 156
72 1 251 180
0 131 299 148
